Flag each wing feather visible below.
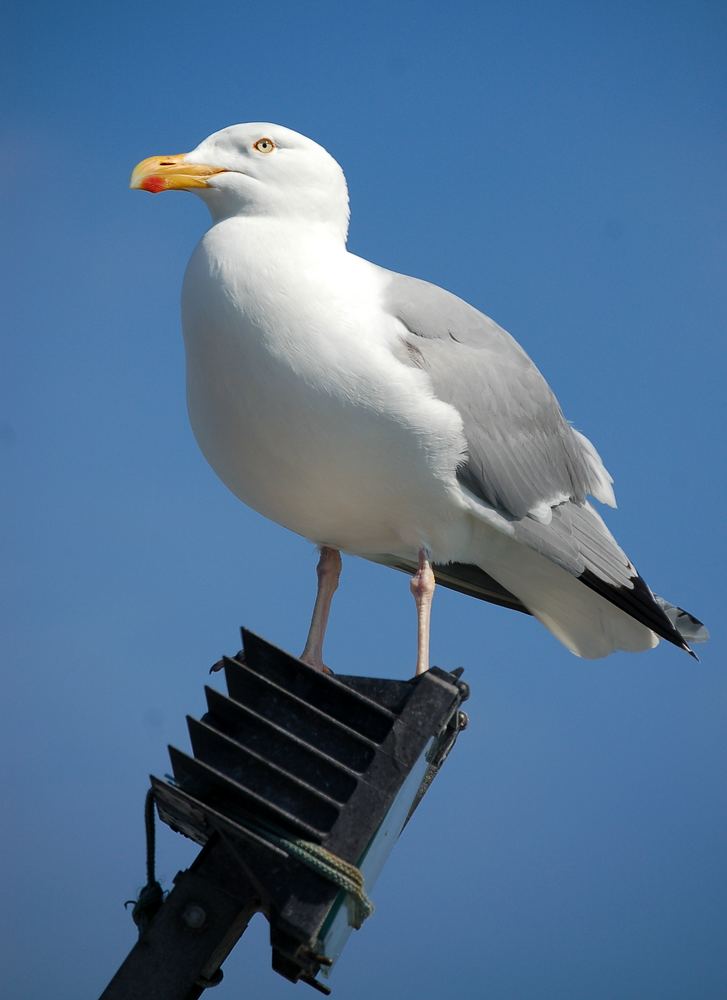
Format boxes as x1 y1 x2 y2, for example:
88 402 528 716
382 267 698 653
384 269 614 519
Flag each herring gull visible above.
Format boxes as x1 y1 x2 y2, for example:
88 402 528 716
130 123 707 673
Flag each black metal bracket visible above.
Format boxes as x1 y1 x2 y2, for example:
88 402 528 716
100 629 469 998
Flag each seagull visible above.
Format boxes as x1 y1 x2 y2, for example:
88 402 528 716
130 123 707 674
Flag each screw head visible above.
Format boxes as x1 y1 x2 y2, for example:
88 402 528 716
182 903 207 929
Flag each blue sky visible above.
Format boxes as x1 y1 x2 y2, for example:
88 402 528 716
3 1 726 998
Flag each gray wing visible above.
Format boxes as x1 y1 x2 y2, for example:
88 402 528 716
384 269 614 520
383 268 702 653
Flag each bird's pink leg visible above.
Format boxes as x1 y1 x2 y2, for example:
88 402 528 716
300 547 342 672
411 548 436 675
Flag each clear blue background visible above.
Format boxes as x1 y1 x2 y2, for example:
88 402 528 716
3 2 725 998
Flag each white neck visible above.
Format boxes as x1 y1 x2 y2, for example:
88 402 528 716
196 189 350 245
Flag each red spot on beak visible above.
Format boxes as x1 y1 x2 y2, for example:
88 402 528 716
141 175 167 194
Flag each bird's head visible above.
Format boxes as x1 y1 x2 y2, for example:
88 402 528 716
130 123 350 239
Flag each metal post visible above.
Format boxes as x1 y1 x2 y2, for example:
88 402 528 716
101 839 258 1000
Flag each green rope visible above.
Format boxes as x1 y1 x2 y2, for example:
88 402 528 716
244 819 374 929
126 791 372 932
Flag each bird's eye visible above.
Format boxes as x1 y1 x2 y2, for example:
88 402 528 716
253 137 276 154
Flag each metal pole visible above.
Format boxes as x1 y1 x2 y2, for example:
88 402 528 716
100 839 259 1000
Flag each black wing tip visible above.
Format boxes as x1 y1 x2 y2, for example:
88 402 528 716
676 636 699 661
579 568 697 656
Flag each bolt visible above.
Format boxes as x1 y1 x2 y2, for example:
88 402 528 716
310 953 333 967
182 903 207 929
457 680 471 701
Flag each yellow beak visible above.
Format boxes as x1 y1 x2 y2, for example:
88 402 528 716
130 154 227 193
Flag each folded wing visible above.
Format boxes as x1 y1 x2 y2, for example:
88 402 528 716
383 268 702 655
